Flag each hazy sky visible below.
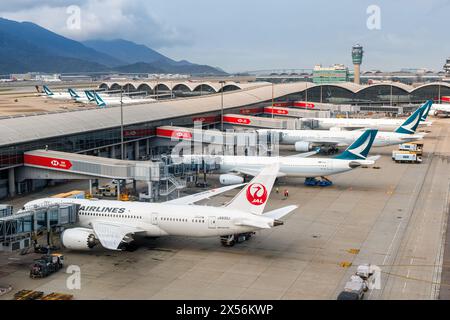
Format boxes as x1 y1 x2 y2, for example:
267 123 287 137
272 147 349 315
1 0 449 72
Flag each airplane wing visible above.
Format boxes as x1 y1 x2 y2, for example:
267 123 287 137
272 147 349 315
92 221 143 250
165 183 246 205
286 148 320 158
331 126 366 131
230 167 286 178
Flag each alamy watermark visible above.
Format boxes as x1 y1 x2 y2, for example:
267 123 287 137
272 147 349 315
66 5 81 30
367 5 381 30
66 265 81 290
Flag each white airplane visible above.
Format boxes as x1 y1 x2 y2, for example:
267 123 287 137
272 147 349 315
177 129 379 185
42 85 72 100
22 164 297 249
301 100 433 131
262 100 429 152
430 103 450 117
68 89 96 104
93 92 155 107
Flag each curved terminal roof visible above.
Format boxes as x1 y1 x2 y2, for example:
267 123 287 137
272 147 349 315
0 82 306 147
0 81 448 147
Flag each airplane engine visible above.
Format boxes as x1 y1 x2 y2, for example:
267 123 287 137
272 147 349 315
61 228 97 250
219 174 244 185
294 141 313 152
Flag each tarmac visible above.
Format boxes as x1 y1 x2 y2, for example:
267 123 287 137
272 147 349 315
1 117 449 300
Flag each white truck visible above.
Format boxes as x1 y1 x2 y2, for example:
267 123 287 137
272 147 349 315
392 150 422 163
398 143 423 155
337 264 378 300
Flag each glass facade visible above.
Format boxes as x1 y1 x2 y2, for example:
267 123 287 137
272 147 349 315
275 84 450 105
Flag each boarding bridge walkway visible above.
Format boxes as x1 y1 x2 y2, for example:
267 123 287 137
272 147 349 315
0 203 78 252
20 150 189 200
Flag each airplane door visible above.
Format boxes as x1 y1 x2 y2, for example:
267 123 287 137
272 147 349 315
326 160 333 172
151 212 158 225
208 216 217 229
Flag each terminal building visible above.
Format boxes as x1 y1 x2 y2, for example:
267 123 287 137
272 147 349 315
1 81 450 200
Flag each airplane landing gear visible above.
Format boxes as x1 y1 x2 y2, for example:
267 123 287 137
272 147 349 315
220 232 255 247
304 176 333 187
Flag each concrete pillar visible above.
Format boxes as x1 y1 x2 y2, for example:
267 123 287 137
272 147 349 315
135 141 140 160
89 179 92 196
110 145 116 159
8 168 16 197
147 181 152 201
354 64 361 85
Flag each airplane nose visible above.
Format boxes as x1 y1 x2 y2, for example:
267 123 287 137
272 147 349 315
348 161 362 169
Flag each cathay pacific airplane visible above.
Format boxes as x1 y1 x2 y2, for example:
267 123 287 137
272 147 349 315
262 100 430 152
92 92 155 107
177 129 379 185
68 88 96 104
301 101 432 131
22 164 297 249
42 85 72 100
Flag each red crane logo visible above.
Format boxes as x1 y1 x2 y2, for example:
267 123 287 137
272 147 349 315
246 183 268 206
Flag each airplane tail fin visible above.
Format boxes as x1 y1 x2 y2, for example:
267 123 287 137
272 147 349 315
93 92 106 107
68 88 79 99
334 129 378 160
394 102 428 134
85 90 95 102
225 163 279 215
43 85 53 96
420 100 433 122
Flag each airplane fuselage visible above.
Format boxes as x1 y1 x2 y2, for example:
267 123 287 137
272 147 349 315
279 129 421 147
180 155 374 178
23 198 272 238
304 117 430 131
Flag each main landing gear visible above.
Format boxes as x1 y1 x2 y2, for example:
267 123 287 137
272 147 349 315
220 232 255 247
304 176 333 187
322 146 339 155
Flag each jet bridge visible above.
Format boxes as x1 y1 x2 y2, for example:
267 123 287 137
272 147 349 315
0 203 78 252
20 150 185 201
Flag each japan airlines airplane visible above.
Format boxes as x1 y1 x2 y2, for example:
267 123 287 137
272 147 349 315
264 100 429 152
42 85 72 100
178 129 379 185
301 100 433 131
93 92 155 107
22 164 297 250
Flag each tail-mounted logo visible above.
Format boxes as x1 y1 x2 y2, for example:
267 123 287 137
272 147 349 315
246 183 268 206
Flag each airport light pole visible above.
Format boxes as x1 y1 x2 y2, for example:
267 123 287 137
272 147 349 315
220 81 225 131
271 82 274 119
439 83 441 104
305 81 308 102
120 88 124 160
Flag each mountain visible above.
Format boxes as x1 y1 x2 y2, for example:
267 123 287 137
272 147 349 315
84 39 227 75
0 17 226 75
0 18 123 68
114 60 227 75
0 27 109 74
83 39 175 65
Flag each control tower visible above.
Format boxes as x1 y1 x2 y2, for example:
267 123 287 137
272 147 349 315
352 44 364 84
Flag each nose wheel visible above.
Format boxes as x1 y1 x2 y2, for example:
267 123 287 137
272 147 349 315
220 232 255 247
